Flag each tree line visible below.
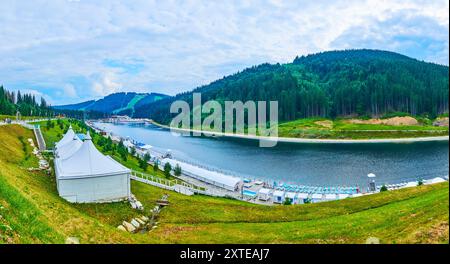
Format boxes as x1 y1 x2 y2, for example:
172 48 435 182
133 49 449 125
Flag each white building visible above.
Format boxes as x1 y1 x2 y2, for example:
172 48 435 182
55 131 131 203
257 188 271 201
272 190 285 204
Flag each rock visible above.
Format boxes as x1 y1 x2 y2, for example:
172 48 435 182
140 216 149 222
122 221 135 232
117 225 127 232
130 202 137 209
135 201 143 209
131 219 140 228
152 226 157 229
136 218 145 225
65 237 80 244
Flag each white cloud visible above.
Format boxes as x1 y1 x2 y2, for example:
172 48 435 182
91 72 122 97
0 0 447 104
63 84 78 98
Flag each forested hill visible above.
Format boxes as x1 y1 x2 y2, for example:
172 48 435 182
0 85 53 117
133 49 449 124
54 92 168 116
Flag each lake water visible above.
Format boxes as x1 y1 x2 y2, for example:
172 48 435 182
94 122 449 187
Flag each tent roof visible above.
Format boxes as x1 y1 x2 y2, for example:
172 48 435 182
55 132 130 179
162 158 241 189
367 173 376 178
285 192 296 199
404 181 418 188
428 177 446 184
258 188 271 195
273 190 284 197
56 136 82 160
337 194 349 199
297 193 309 199
311 193 323 199
55 126 75 149
324 194 337 200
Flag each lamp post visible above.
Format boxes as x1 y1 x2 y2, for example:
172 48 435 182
367 173 376 192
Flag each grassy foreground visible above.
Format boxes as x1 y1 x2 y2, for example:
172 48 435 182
1 124 449 243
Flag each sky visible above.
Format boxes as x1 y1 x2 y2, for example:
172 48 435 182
0 0 448 105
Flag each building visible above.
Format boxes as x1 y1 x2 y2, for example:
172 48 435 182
54 131 131 203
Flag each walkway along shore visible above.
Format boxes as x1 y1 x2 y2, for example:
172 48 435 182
87 119 449 205
147 119 449 144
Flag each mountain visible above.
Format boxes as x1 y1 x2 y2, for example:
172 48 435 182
54 92 168 116
132 49 449 124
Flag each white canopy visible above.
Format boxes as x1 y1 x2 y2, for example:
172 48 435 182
258 188 271 195
403 181 418 188
297 193 309 199
55 125 75 149
55 132 130 179
273 190 285 197
56 135 82 160
337 193 349 199
367 173 376 178
161 158 241 191
311 193 323 199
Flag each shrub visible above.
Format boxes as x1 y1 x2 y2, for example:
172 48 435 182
174 164 182 176
380 185 388 192
163 162 172 177
283 197 292 205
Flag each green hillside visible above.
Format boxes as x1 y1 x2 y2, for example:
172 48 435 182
134 49 449 125
54 92 168 116
1 124 448 244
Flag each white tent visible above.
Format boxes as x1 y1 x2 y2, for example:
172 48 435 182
161 158 241 191
55 125 76 149
257 188 271 201
55 132 131 203
425 177 446 185
55 135 82 160
403 181 418 188
324 194 337 200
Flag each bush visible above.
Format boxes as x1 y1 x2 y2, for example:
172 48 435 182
174 164 182 176
283 197 292 205
380 185 388 192
163 162 172 177
418 180 423 186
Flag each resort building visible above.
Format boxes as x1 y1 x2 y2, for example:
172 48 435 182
54 130 131 203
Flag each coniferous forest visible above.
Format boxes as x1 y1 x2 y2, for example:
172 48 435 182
133 49 449 124
0 85 53 117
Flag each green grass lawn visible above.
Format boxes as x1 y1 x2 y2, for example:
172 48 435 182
277 117 448 139
1 124 448 244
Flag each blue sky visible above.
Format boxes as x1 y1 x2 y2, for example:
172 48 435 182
0 0 448 105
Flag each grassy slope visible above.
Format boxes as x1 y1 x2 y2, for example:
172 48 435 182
1 124 448 243
112 94 147 114
277 118 449 139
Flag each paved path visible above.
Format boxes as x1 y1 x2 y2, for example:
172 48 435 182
149 120 448 144
33 126 47 151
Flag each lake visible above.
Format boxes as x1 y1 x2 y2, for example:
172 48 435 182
93 122 449 187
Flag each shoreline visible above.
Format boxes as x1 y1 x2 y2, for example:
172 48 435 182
147 120 449 144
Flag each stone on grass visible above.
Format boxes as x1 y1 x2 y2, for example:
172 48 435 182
122 221 135 232
140 216 149 222
131 219 140 228
65 237 80 244
136 218 145 225
117 225 127 232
